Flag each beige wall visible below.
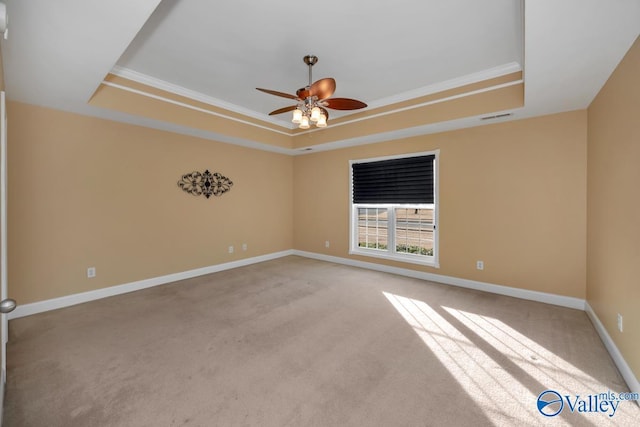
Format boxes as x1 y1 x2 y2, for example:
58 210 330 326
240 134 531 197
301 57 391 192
294 111 587 298
7 103 590 304
587 36 640 377
7 101 293 304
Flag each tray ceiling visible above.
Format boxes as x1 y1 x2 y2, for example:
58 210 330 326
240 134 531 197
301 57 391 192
1 0 638 153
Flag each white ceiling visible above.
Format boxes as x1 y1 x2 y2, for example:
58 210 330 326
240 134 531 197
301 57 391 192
1 0 638 150
115 0 523 125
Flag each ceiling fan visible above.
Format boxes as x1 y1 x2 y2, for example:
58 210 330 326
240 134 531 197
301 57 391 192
257 55 367 129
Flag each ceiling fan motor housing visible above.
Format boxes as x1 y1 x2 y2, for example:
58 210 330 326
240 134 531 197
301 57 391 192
303 55 318 66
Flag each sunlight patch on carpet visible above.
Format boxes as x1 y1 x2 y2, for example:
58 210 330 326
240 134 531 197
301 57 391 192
441 306 601 392
383 291 539 424
383 291 640 425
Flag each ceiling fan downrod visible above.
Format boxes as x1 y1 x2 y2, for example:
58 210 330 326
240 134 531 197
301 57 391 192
303 55 318 88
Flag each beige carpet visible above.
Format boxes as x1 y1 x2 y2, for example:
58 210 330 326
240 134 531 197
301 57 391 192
4 256 639 426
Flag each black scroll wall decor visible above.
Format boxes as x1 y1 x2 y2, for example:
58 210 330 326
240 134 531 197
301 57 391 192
177 169 233 199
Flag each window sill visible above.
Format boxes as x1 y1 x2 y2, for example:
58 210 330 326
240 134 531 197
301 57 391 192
349 248 439 268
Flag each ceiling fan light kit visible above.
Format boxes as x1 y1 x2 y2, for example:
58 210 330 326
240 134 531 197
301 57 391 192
257 55 367 130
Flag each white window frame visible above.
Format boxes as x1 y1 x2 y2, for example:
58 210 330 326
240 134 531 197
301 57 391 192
349 150 439 268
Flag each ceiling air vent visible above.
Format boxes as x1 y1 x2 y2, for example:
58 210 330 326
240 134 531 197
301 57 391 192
480 113 512 121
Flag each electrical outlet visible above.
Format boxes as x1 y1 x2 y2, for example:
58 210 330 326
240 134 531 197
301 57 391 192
228 246 234 254
476 260 484 270
325 241 330 248
617 313 623 332
242 243 247 251
87 267 96 278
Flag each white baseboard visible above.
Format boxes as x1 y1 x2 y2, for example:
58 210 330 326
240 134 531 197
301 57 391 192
10 249 585 319
9 250 294 319
8 249 638 403
585 302 640 399
293 250 586 310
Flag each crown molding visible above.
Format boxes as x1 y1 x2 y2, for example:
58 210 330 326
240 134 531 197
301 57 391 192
294 78 523 137
80 103 295 155
293 107 522 155
95 63 527 156
364 62 522 110
101 80 292 137
85 85 524 157
110 62 522 135
110 65 294 129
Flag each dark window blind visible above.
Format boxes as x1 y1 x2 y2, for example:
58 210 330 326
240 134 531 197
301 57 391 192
352 155 435 204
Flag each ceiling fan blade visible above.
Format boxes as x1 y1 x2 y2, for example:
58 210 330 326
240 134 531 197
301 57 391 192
296 87 311 99
309 78 336 100
268 105 298 116
324 98 367 110
256 88 299 100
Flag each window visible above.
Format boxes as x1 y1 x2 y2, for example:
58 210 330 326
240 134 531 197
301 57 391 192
350 151 438 267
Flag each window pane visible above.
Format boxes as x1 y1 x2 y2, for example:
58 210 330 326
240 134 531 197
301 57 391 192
357 208 388 250
394 208 434 256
